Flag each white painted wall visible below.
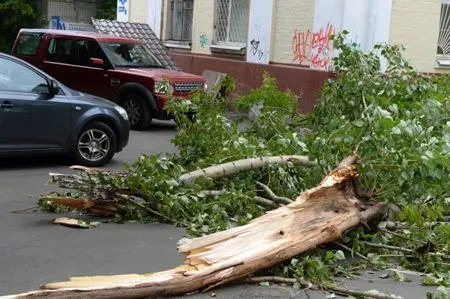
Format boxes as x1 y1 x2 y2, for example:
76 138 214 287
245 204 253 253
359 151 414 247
117 0 130 22
311 0 393 70
246 0 274 64
147 0 162 38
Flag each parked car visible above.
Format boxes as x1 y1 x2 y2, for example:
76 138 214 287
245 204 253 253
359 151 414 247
11 29 206 130
0 53 130 166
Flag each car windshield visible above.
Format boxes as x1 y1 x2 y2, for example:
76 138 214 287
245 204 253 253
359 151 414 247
100 42 164 68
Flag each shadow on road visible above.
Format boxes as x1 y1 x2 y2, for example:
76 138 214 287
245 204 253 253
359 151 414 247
145 120 177 131
0 155 72 170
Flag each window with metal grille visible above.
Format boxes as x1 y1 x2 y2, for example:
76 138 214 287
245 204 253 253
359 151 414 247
438 2 450 56
167 0 193 41
213 0 250 46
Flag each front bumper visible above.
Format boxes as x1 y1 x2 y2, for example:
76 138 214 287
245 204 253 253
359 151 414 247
116 118 130 152
154 93 191 110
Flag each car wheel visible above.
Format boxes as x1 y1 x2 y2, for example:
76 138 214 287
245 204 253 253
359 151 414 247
74 122 117 167
121 93 151 130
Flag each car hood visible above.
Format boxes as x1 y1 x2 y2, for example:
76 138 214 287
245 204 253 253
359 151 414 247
114 68 205 82
62 85 117 108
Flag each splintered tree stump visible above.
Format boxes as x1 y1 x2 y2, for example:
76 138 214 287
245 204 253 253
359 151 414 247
2 158 384 299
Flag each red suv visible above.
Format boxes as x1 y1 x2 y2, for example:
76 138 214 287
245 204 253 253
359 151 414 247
11 29 205 130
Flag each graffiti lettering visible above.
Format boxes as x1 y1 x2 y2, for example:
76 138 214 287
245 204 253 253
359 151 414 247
118 0 128 16
250 38 264 60
199 33 208 48
292 23 334 70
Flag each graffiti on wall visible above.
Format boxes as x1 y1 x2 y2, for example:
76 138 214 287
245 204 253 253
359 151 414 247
199 33 209 48
246 0 272 64
292 22 335 70
50 16 95 31
249 38 264 61
117 0 129 22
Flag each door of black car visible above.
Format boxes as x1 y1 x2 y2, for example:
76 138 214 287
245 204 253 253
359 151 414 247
0 56 71 151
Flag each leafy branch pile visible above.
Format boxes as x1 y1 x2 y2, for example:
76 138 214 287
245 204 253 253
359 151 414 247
40 33 449 297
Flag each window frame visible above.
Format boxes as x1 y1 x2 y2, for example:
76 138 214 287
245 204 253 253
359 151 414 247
45 37 78 65
164 0 194 49
45 37 111 69
211 0 250 53
14 33 44 57
437 1 450 67
0 56 51 95
76 39 110 69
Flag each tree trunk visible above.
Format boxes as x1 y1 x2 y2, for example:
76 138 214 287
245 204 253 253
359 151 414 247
3 160 384 299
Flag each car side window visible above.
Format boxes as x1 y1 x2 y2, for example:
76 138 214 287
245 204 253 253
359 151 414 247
76 39 106 67
15 33 43 56
46 38 77 65
0 57 49 94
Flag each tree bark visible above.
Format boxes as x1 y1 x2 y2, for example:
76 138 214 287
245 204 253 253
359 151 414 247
179 155 317 184
3 159 384 299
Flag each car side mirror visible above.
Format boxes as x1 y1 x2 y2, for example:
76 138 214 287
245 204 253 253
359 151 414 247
49 79 60 97
90 58 105 66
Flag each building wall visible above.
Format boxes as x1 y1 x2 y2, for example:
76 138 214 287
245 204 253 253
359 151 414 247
271 0 315 65
163 0 317 64
47 0 97 24
191 0 215 54
389 0 442 73
129 0 149 23
172 52 332 113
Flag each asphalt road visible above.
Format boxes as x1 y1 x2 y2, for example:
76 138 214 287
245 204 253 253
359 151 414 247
0 121 440 298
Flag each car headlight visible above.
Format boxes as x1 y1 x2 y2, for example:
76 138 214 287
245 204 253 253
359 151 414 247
114 106 129 120
203 82 208 91
154 81 174 95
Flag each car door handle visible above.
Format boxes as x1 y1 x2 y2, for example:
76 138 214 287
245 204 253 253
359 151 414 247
0 101 13 109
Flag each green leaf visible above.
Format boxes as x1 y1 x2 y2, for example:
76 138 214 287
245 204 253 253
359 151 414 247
392 271 412 282
391 127 401 135
354 119 365 127
379 116 394 129
334 250 346 260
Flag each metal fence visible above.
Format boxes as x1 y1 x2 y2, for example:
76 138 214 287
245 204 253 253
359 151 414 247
438 3 450 56
214 0 250 45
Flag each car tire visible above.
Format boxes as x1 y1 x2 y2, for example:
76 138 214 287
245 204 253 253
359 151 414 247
121 93 152 130
74 121 117 167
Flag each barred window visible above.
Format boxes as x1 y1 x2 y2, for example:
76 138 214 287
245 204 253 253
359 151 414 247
438 2 450 56
167 0 193 41
213 0 250 46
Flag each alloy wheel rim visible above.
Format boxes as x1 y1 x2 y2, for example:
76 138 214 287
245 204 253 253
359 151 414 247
78 129 110 162
123 99 141 126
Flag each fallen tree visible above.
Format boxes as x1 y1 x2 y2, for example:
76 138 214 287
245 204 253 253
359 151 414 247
6 32 449 298
40 155 316 222
3 156 386 298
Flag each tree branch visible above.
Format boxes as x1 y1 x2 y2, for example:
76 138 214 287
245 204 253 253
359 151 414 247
334 242 369 262
256 181 293 205
240 276 404 299
199 190 228 197
116 194 186 227
337 152 359 168
362 241 450 259
379 228 426 245
179 155 317 185
254 196 280 209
